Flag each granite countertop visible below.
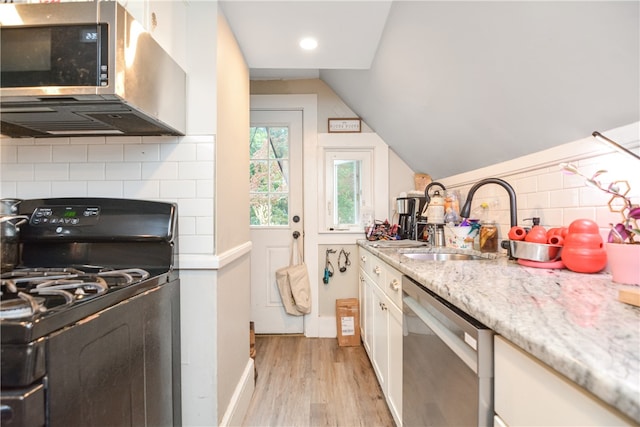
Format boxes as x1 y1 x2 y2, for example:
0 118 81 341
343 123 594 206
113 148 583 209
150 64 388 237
358 240 640 423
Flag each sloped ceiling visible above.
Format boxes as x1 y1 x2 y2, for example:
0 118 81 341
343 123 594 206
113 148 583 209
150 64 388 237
222 1 640 179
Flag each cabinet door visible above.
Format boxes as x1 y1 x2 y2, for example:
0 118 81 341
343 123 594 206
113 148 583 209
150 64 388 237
371 284 389 392
387 301 403 427
495 336 634 426
359 271 372 355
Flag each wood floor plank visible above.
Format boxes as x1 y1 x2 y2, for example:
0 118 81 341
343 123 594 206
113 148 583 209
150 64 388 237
242 335 395 427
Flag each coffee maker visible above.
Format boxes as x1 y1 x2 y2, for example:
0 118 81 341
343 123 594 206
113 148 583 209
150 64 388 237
396 196 425 239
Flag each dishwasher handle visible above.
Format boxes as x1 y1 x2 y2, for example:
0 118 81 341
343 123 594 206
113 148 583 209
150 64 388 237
404 294 478 374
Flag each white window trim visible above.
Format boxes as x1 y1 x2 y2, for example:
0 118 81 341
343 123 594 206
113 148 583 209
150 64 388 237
324 149 373 232
318 133 389 234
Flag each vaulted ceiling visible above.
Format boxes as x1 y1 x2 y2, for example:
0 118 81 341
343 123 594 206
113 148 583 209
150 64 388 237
221 1 640 179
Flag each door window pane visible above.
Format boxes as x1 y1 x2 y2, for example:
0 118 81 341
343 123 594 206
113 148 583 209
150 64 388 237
249 126 289 226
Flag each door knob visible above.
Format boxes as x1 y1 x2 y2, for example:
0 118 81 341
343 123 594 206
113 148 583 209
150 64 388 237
293 231 300 239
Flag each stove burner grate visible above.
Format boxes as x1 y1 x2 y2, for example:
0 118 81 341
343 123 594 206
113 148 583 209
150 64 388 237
0 267 151 320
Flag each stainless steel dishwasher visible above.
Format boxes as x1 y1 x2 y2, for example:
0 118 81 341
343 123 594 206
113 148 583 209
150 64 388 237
402 275 494 427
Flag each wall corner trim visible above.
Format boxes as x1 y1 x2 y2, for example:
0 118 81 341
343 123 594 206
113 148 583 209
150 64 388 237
178 241 252 270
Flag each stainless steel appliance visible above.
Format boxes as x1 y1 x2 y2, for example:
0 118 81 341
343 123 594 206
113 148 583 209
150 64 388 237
0 1 186 137
402 275 494 426
0 198 181 427
396 196 426 240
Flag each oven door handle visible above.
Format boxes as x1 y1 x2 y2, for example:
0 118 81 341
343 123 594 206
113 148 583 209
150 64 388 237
403 294 478 374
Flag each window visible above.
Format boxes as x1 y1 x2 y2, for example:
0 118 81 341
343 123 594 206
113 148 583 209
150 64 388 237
324 150 372 231
249 125 289 226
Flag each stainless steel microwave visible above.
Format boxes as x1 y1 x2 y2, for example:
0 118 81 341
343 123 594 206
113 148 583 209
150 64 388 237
0 1 186 138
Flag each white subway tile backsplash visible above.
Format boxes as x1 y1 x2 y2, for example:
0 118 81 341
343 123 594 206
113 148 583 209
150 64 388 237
18 146 52 163
563 207 597 225
579 186 612 207
123 180 160 199
178 217 197 235
35 163 68 181
0 182 17 198
161 180 196 198
595 206 625 228
1 145 17 163
196 216 214 235
87 181 123 197
52 145 88 163
197 143 215 161
70 163 106 180
88 144 123 162
537 171 563 192
142 161 179 180
197 180 214 198
538 209 563 227
549 188 580 208
178 162 213 180
17 181 51 199
514 175 537 194
178 198 214 217
2 163 34 181
179 235 215 254
161 143 197 162
106 162 142 180
52 181 88 197
124 144 160 162
525 191 550 209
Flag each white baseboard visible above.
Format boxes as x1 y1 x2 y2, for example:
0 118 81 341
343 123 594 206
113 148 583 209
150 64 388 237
219 358 256 427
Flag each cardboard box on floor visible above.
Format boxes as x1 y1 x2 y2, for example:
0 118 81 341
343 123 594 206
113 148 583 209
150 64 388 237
336 298 360 346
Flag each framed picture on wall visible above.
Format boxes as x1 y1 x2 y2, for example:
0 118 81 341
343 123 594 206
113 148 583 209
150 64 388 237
328 118 361 133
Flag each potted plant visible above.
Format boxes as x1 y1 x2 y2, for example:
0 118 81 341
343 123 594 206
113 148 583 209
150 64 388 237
560 163 640 285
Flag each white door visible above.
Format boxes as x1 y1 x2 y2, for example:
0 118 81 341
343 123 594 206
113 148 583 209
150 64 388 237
249 110 304 334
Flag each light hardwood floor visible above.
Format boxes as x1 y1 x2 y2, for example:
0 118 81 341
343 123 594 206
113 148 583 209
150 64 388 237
242 335 395 427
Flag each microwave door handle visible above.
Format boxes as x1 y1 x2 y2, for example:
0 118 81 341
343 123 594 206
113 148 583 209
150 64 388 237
403 295 478 374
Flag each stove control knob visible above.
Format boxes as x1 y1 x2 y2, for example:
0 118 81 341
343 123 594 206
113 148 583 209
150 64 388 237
56 227 63 233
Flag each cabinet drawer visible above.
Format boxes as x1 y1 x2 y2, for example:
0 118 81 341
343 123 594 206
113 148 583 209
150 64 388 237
383 266 402 308
359 247 385 286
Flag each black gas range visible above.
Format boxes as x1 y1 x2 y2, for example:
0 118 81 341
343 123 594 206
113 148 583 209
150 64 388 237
0 198 181 427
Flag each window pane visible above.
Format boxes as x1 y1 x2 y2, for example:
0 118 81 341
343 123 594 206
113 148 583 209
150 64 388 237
268 127 289 159
270 195 288 225
250 127 268 158
249 125 290 226
250 194 269 226
334 160 360 225
249 160 269 192
269 159 289 192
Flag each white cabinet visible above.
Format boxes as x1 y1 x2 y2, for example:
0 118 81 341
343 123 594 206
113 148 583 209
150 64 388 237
371 283 389 392
358 246 402 427
117 0 187 66
494 336 634 426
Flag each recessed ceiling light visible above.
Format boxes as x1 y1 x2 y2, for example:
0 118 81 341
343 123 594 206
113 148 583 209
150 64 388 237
299 37 318 50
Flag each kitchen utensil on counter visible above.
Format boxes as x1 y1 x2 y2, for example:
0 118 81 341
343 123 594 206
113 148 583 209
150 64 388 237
0 199 21 215
509 240 563 262
1 214 29 272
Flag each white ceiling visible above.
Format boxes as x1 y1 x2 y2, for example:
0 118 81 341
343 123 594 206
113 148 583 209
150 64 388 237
220 0 392 72
220 1 639 179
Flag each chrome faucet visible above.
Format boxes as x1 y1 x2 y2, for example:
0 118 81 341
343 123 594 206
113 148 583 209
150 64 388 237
460 178 518 228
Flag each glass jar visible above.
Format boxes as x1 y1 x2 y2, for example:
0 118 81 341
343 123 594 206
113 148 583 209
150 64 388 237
479 221 498 253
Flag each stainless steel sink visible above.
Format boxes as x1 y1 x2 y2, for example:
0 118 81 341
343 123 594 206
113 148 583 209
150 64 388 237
401 252 487 261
